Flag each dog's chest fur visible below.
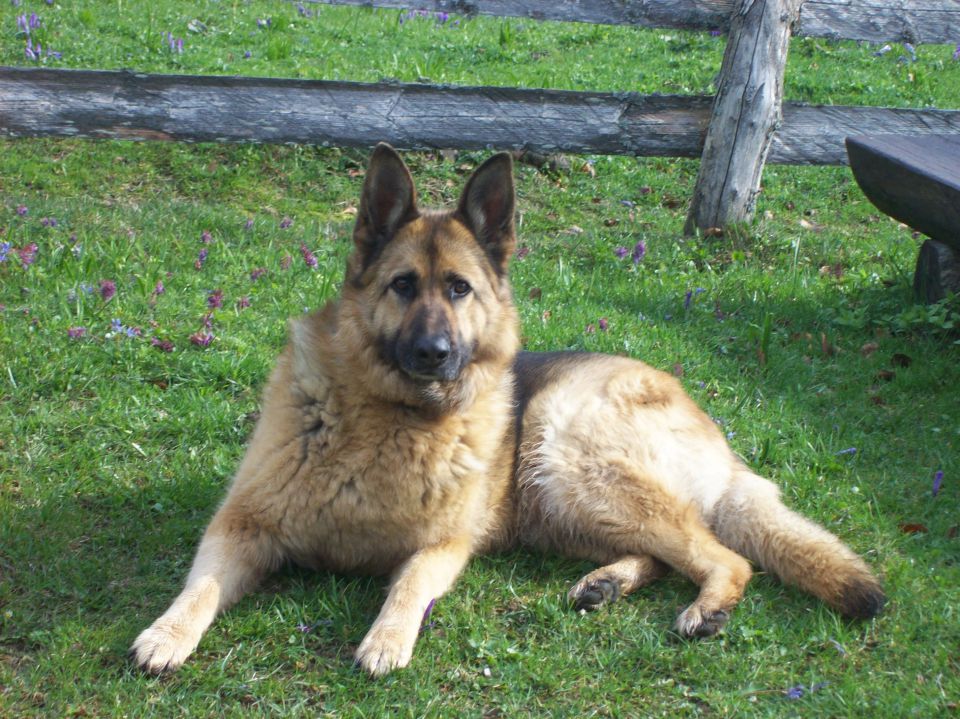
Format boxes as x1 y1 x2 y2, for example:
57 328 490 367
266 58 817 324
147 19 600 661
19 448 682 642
224 317 512 575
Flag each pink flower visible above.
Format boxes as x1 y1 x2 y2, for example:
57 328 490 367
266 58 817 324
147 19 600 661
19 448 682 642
236 296 251 309
67 326 86 339
190 332 214 347
280 217 293 229
598 317 609 331
207 288 224 309
99 279 116 301
300 243 318 268
250 267 267 281
195 248 208 270
18 243 38 267
200 230 212 244
151 337 174 352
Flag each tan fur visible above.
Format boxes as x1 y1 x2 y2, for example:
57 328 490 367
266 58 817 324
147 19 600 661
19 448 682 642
131 145 884 677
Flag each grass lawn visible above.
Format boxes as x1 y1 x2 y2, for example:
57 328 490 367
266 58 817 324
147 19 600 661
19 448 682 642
1 2 959 716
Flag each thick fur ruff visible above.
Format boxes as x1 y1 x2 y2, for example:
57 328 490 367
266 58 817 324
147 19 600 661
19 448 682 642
131 145 884 677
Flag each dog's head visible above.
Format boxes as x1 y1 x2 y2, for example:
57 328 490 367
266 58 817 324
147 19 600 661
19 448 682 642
337 144 520 411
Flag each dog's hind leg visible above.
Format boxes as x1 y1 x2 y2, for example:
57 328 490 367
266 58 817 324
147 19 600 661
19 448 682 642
130 509 278 674
568 554 669 612
530 458 752 637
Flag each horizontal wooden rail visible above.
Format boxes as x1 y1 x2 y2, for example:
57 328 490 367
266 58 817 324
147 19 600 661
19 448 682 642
2 68 959 164
305 0 960 45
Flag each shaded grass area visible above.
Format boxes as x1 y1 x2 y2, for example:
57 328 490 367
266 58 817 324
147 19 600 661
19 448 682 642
2 1 960 717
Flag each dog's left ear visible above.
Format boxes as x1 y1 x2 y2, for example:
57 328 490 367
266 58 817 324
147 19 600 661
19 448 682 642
456 153 516 276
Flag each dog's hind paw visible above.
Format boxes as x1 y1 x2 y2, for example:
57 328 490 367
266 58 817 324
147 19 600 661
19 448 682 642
129 622 199 674
674 605 730 638
568 577 621 612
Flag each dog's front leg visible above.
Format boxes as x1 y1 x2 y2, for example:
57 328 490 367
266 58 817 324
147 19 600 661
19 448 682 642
355 535 472 676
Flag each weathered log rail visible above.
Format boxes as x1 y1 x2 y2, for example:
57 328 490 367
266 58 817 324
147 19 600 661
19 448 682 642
306 0 960 45
2 68 959 165
2 0 958 234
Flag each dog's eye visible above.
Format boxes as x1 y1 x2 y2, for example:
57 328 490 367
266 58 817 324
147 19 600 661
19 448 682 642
390 275 415 296
450 279 472 298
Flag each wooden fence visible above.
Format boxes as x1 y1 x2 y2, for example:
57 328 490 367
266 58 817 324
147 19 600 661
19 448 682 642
2 0 958 234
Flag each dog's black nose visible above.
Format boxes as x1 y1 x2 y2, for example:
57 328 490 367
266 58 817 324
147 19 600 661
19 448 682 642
414 334 450 368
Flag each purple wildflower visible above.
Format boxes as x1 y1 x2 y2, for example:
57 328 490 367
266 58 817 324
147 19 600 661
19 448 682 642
785 686 805 700
110 318 124 334
280 217 293 229
710 28 723 37
24 40 41 61
420 598 437 632
16 205 27 216
200 230 212 244
195 247 208 270
300 243 318 268
99 279 116 301
614 246 629 260
80 282 94 295
162 32 184 53
190 331 214 347
296 622 312 633
684 290 693 311
207 288 224 309
153 280 165 295
151 337 174 352
67 326 86 339
201 312 214 329
598 317 609 332
18 243 38 267
631 239 646 265
250 267 267 282
126 326 142 338
244 217 255 230
0 242 10 262
296 3 312 17
933 470 943 497
236 296 251 310
243 50 252 59
40 217 57 227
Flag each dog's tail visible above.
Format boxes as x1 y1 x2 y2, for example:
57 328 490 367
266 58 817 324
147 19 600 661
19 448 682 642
712 467 885 619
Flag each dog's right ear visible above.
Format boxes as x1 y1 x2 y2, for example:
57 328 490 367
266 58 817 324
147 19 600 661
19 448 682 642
353 143 419 268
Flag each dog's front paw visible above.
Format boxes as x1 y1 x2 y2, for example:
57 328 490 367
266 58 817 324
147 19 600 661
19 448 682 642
355 624 415 677
129 620 200 674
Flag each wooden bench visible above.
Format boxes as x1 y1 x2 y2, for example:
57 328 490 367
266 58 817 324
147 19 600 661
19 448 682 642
846 135 960 302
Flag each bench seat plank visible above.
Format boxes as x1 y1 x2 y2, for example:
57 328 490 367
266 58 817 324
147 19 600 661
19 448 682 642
846 134 960 250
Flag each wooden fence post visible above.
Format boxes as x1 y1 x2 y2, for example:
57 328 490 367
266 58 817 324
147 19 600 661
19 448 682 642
684 0 802 236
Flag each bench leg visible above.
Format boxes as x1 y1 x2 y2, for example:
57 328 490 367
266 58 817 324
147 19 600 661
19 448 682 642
914 239 960 303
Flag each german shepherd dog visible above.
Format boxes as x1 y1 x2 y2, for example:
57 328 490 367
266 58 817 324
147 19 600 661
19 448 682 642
131 144 885 676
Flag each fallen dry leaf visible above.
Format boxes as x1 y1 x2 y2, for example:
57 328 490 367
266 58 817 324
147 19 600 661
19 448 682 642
528 287 542 300
860 342 880 357
891 353 913 368
898 523 929 534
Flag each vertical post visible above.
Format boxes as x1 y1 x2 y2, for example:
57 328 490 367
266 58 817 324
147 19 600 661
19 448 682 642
684 0 802 235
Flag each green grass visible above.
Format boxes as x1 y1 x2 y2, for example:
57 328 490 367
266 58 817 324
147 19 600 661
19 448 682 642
2 2 960 716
